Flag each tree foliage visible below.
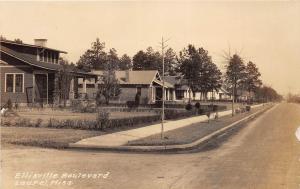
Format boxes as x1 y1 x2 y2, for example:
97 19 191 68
96 70 121 105
244 61 262 94
132 47 162 72
77 38 107 71
225 54 246 100
119 54 132 70
164 48 178 76
55 58 75 107
255 85 282 102
178 45 222 100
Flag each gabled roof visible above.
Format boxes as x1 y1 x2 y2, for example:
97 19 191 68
0 39 67 53
1 45 62 71
92 70 158 85
219 87 230 94
91 70 174 88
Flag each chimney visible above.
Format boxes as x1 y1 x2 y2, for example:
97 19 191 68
34 39 47 47
125 70 130 82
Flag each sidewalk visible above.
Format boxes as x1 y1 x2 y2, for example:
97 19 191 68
71 104 264 148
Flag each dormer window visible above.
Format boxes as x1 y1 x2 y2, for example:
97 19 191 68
36 49 61 63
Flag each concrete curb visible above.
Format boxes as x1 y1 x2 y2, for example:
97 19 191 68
68 105 275 152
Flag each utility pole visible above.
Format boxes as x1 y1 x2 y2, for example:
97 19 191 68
232 86 234 116
159 37 170 139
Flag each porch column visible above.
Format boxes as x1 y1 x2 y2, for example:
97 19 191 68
32 74 35 103
53 72 60 105
173 89 176 101
83 77 87 94
46 73 49 104
69 77 75 100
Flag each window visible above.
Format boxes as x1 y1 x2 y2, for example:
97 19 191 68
40 52 44 62
49 52 52 63
5 74 13 92
15 74 24 92
5 73 24 93
86 84 95 88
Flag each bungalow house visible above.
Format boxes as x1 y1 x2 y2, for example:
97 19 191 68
164 76 191 101
78 70 175 104
0 39 95 107
165 76 232 101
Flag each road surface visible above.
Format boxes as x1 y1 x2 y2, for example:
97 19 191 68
1 103 300 189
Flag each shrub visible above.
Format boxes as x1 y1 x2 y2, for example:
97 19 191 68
96 109 110 130
142 97 149 105
48 118 60 128
155 100 163 108
164 109 198 120
35 118 43 127
16 118 32 127
185 103 193 111
7 99 13 110
70 99 82 112
195 102 201 109
246 105 251 111
198 109 204 115
135 93 141 106
126 101 138 109
107 115 160 129
96 90 105 106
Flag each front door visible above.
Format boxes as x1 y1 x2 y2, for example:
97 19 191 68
155 87 162 102
35 74 47 104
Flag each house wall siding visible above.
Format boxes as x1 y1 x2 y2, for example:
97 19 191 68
0 66 33 106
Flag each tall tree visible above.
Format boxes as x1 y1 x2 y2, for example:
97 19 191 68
225 54 246 102
106 48 120 70
132 50 147 70
132 47 162 72
204 61 222 99
195 47 221 100
55 58 74 107
164 48 178 76
244 61 262 100
178 44 202 102
119 54 132 70
77 38 107 71
255 85 282 102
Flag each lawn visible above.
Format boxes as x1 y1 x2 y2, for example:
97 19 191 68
127 105 268 146
1 126 105 149
14 108 157 122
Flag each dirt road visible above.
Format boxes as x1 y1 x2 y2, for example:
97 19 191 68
1 103 300 189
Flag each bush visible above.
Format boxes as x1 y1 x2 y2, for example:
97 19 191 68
142 97 149 105
7 99 13 110
48 118 60 128
96 90 105 106
246 105 251 111
185 103 193 111
197 109 204 115
107 115 160 129
126 101 138 109
195 102 201 109
164 109 197 120
70 99 83 112
16 118 32 127
35 118 43 127
135 93 141 106
96 109 110 130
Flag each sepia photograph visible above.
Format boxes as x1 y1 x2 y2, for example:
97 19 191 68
0 1 300 188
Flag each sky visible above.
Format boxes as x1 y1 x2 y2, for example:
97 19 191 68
1 1 300 95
